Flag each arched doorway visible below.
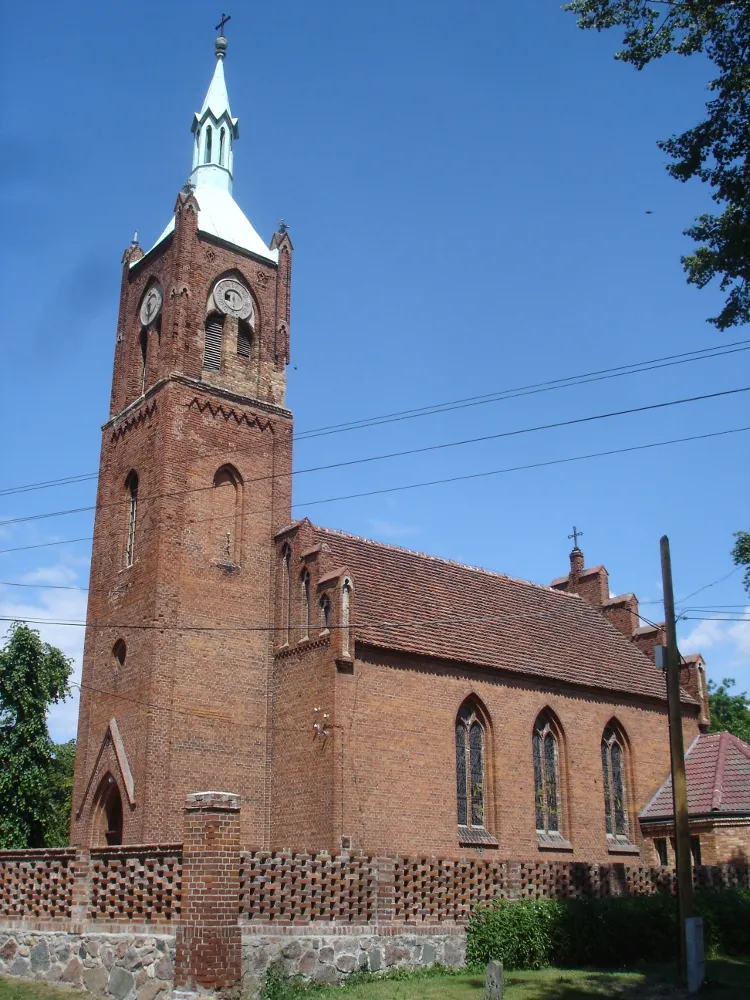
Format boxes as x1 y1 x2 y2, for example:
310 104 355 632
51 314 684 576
92 775 124 846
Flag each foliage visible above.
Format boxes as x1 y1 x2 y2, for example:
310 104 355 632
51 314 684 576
564 1 750 329
709 678 750 743
0 622 72 848
43 739 76 847
467 891 750 970
260 964 466 1000
732 531 750 595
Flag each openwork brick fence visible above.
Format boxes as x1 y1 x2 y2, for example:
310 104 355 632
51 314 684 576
1 796 749 998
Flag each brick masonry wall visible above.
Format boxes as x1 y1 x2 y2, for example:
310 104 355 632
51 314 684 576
332 646 700 861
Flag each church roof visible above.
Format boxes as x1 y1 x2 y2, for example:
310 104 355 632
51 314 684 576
640 731 750 820
308 525 693 705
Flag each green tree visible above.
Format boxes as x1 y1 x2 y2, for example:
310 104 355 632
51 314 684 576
564 1 750 329
732 530 750 594
44 740 77 847
708 678 750 743
0 622 72 848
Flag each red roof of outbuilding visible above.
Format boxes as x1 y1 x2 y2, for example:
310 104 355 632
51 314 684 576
305 525 694 704
641 731 750 820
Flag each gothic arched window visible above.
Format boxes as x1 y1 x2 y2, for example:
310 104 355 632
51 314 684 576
320 594 331 632
533 713 561 835
301 571 311 639
93 775 123 846
124 471 138 568
281 547 291 645
601 724 629 840
205 125 213 163
204 313 224 370
213 465 242 564
456 700 486 828
219 126 226 165
341 578 352 657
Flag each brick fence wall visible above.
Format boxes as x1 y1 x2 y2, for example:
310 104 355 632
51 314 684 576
2 796 749 997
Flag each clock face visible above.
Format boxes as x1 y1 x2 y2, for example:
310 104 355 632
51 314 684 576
213 278 254 321
139 285 163 326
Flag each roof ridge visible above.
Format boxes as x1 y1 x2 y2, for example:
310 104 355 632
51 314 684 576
312 524 584 602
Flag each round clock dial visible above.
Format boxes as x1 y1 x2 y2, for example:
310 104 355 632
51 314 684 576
139 286 163 326
213 278 254 321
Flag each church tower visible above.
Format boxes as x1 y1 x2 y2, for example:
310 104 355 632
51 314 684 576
71 34 293 847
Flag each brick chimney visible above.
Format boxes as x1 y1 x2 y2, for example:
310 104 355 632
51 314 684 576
551 547 610 606
680 655 711 730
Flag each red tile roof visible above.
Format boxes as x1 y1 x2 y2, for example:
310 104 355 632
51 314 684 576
307 524 694 704
640 732 750 820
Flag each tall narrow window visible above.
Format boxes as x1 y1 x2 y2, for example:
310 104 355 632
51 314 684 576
219 127 226 165
205 125 212 163
281 548 291 645
320 594 330 631
690 836 702 867
213 465 241 563
601 725 629 840
301 571 310 639
654 837 668 866
204 313 223 370
139 328 148 394
456 701 486 828
125 471 138 568
237 319 252 358
533 714 561 834
341 578 352 657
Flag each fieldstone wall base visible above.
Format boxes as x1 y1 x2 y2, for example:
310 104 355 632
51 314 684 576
0 930 175 1000
241 930 466 997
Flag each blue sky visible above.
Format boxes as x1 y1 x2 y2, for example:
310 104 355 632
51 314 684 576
0 1 748 742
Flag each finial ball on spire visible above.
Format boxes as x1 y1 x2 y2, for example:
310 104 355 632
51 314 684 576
215 35 228 59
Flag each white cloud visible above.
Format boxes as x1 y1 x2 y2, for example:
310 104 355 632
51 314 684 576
679 607 750 692
19 565 78 586
0 566 87 743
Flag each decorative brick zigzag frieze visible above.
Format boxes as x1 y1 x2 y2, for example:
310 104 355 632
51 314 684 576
110 400 158 442
188 397 273 433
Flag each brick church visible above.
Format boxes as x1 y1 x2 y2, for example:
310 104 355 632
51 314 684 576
71 35 715 865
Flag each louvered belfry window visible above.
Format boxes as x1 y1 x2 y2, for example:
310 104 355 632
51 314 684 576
456 701 485 828
204 314 223 370
237 319 252 358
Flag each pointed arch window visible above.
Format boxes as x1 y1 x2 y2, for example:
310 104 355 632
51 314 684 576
281 547 291 645
124 471 138 568
219 127 226 165
204 313 224 370
93 776 123 846
341 578 352 657
320 594 331 632
456 701 486 829
213 465 242 564
205 125 213 163
533 714 561 835
602 725 629 841
301 571 311 640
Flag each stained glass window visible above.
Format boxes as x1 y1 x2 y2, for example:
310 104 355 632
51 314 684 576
533 716 561 834
456 702 486 828
601 726 628 840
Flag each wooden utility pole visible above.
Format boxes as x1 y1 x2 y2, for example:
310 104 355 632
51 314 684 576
660 535 694 983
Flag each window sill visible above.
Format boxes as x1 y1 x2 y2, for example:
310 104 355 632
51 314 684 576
607 837 640 856
537 832 573 852
458 826 498 847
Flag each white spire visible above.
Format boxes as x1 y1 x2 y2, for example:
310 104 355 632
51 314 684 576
146 34 278 264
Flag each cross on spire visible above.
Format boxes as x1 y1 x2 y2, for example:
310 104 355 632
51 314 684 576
568 526 583 550
215 12 231 36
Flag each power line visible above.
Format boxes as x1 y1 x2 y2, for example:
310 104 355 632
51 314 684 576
1 339 747 498
1 386 747 530
0 425 747 558
0 537 93 556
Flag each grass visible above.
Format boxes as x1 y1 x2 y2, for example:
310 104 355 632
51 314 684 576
275 958 750 1000
1 959 748 1000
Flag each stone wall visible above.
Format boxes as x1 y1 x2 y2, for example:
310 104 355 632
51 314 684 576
0 929 175 1000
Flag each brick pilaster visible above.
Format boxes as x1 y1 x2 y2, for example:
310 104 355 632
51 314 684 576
70 848 91 926
174 791 242 993
375 855 396 923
